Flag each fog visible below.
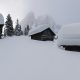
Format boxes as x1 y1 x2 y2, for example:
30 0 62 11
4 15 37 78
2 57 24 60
0 0 24 23
0 0 80 25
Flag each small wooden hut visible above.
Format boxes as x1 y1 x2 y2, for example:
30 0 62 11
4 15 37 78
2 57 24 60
0 13 4 38
29 24 56 41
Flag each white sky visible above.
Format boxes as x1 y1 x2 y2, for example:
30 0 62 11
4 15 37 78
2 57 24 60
0 0 24 24
0 0 80 25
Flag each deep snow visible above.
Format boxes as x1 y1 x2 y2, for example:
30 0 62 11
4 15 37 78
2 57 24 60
0 36 80 80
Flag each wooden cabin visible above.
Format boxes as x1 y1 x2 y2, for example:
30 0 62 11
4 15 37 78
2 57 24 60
29 24 56 41
0 13 4 38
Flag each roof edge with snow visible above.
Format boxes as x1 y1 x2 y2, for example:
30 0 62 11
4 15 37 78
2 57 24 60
29 24 56 35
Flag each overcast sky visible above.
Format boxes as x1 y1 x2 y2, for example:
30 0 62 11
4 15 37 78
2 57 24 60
0 0 24 23
0 0 80 25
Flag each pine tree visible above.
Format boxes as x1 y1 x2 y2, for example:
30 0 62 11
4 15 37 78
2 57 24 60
14 19 23 36
24 25 30 35
27 25 30 31
24 27 27 35
5 14 14 36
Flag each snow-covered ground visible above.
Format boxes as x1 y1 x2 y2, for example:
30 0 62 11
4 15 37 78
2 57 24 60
0 36 80 80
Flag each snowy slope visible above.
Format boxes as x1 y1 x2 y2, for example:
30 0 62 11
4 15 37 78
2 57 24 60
0 36 80 80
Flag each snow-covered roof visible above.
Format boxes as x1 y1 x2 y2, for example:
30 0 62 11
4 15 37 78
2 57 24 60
57 23 80 46
29 24 55 35
0 13 4 25
59 23 80 36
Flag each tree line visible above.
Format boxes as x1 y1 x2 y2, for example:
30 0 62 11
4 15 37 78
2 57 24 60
4 14 30 37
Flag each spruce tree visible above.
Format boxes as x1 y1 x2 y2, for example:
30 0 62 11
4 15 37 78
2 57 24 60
24 25 30 35
15 19 23 36
5 14 14 36
24 27 27 35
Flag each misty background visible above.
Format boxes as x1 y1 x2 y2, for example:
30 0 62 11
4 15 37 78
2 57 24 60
0 0 80 25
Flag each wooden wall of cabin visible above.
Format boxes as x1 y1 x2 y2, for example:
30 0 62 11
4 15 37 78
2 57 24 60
31 32 42 40
0 25 3 38
41 28 55 41
31 28 56 41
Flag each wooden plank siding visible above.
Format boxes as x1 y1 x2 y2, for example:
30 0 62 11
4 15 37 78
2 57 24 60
31 28 55 41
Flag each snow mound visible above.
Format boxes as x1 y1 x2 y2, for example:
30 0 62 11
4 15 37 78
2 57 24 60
0 13 4 25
